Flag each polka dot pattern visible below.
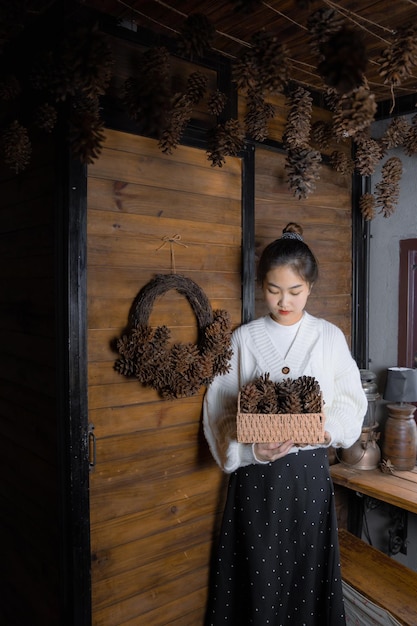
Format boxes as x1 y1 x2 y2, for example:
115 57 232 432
205 448 346 625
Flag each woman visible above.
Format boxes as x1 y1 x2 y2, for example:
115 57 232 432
203 222 367 625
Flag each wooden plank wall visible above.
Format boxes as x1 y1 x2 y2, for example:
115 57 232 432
0 132 61 625
87 129 242 625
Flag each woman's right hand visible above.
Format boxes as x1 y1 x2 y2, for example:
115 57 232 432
254 440 294 463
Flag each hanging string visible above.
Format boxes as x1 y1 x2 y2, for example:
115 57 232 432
156 234 188 273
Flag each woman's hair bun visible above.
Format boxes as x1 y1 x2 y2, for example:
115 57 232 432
283 222 303 236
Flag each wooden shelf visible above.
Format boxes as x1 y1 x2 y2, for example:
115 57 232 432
330 463 417 515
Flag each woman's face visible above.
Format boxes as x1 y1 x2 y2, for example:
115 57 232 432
262 265 312 326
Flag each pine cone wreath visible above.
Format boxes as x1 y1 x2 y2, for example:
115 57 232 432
359 193 376 221
206 118 245 167
375 156 403 218
378 24 417 88
354 136 383 176
283 86 313 149
318 26 368 94
381 116 410 150
207 90 228 116
330 150 354 175
176 14 215 59
285 146 322 199
0 119 32 173
244 90 275 141
332 86 377 139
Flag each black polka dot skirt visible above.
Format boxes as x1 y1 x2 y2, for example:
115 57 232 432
205 448 346 626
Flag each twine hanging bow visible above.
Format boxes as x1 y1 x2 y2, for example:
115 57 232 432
156 234 188 273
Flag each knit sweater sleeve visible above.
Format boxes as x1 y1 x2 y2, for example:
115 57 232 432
320 322 368 449
203 326 261 473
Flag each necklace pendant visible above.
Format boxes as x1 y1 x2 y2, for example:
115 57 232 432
282 366 290 375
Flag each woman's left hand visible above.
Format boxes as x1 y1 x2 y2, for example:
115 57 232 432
254 440 294 463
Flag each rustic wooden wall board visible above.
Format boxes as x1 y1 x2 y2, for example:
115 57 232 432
88 178 241 225
88 128 241 623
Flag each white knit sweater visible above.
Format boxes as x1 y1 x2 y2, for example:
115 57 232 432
203 312 368 473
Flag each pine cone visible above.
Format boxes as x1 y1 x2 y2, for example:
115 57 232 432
283 86 313 149
318 26 367 94
158 93 193 154
69 96 105 164
123 47 171 137
381 117 410 149
375 156 403 218
285 146 322 199
378 24 417 87
206 118 245 167
330 150 354 175
332 86 377 139
207 90 228 116
0 74 21 100
244 90 275 141
176 14 215 59
1 119 32 173
186 71 208 105
359 193 376 221
34 103 58 133
114 357 136 377
324 87 341 112
307 8 346 58
233 31 289 94
310 120 333 150
279 392 303 414
404 114 417 156
240 379 262 413
354 137 383 176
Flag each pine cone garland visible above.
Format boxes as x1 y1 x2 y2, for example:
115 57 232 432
176 14 215 59
283 86 313 149
285 146 322 199
318 26 368 94
1 119 32 173
359 193 376 221
375 156 403 218
332 86 377 139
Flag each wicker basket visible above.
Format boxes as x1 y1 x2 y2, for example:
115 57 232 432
236 394 325 444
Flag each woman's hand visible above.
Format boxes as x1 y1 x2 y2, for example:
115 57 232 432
254 440 294 463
